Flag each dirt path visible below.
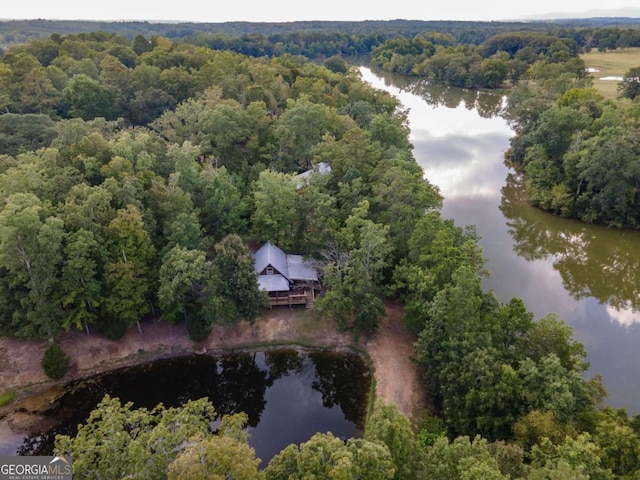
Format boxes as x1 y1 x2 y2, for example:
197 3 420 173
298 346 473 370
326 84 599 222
0 302 426 422
366 302 427 418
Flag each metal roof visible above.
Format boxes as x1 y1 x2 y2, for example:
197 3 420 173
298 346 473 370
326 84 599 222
254 241 289 279
253 241 318 283
287 254 318 282
257 274 290 292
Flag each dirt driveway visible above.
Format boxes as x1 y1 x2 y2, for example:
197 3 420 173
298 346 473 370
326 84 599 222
0 301 426 422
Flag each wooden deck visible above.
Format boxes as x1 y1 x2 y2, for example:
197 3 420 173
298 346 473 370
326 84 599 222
269 289 315 309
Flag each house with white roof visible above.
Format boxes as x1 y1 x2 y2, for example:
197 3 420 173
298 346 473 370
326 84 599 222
253 241 319 308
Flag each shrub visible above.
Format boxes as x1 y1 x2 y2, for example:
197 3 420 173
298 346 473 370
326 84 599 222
41 343 71 380
0 389 17 407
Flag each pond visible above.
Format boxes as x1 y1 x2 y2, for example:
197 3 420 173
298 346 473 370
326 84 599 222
360 66 640 414
0 349 371 465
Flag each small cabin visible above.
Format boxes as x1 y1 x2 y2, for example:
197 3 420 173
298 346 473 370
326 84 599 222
253 241 319 308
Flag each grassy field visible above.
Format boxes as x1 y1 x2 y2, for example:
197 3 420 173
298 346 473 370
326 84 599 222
580 48 640 99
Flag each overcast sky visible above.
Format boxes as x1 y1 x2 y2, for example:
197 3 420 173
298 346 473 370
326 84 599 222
1 0 637 23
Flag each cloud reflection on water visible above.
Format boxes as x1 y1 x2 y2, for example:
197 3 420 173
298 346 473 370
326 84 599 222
361 66 640 412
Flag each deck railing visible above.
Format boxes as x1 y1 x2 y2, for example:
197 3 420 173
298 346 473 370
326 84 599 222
269 290 314 308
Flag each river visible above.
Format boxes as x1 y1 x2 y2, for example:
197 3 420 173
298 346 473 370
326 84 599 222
360 67 640 415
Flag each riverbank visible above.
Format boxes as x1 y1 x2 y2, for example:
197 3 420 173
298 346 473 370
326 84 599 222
0 301 426 441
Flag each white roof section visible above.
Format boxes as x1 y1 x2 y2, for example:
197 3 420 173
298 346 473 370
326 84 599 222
258 274 290 292
295 162 332 189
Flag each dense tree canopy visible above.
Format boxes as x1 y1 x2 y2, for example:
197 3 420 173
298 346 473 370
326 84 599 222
0 33 437 341
505 80 640 228
55 396 261 480
371 30 590 89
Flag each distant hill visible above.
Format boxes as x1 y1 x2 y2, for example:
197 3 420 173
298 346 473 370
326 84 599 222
0 17 639 51
522 7 640 20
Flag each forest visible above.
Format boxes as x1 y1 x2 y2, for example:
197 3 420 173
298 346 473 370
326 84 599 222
0 23 639 478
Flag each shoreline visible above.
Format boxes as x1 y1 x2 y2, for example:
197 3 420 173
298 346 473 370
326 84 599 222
1 309 357 405
0 302 427 449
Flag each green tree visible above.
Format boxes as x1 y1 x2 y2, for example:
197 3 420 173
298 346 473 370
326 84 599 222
294 179 339 254
618 67 640 100
0 63 12 111
162 212 205 255
197 100 265 164
529 105 590 160
518 313 587 371
274 97 354 171
514 410 573 452
157 246 209 326
167 435 263 480
316 200 391 337
517 353 593 425
55 395 225 480
213 234 267 324
102 205 155 339
59 229 103 333
61 74 115 120
265 432 395 480
199 165 246 240
147 176 196 246
151 94 212 146
0 194 65 337
368 112 412 151
41 342 71 379
594 413 640 478
168 140 202 199
414 265 494 396
0 113 57 157
365 401 424 480
443 348 521 440
572 126 640 228
393 210 486 334
99 54 133 120
529 434 614 480
17 67 60 115
370 161 442 260
324 56 349 74
423 435 509 480
313 128 382 188
251 169 298 249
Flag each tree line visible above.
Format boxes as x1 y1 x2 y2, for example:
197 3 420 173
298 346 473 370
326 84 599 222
371 30 590 88
2 18 639 57
371 27 640 88
504 70 640 228
55 393 640 479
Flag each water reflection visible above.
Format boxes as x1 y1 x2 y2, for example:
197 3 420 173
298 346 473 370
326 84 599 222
7 350 369 462
413 132 511 199
309 351 371 429
361 66 640 413
500 172 640 319
364 68 505 118
359 67 512 200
